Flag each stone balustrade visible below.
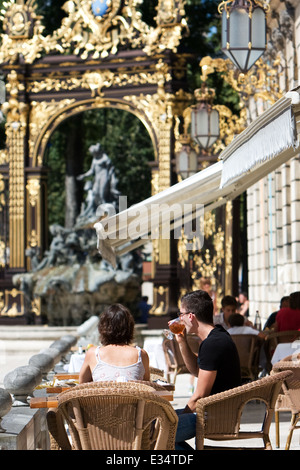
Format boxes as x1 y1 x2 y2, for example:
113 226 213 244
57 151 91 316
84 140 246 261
0 388 12 433
0 327 79 449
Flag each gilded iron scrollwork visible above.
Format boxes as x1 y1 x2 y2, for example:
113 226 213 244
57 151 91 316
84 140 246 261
0 0 188 64
0 1 189 318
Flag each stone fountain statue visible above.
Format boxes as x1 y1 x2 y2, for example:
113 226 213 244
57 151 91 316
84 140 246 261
14 144 142 326
77 142 120 215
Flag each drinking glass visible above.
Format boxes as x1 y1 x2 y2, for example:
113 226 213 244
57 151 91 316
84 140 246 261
163 317 185 339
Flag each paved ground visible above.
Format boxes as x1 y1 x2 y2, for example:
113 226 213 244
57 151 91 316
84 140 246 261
0 325 78 387
172 373 300 451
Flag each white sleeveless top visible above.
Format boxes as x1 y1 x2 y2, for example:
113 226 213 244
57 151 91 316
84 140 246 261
92 346 145 382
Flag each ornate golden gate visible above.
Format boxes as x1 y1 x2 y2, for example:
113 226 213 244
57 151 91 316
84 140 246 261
0 0 195 320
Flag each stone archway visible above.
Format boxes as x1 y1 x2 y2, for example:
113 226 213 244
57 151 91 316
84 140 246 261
0 0 192 319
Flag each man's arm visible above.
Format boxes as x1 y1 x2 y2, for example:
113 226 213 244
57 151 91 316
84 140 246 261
176 334 198 376
183 369 217 413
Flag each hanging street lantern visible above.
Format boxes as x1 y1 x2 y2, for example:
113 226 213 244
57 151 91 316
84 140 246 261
175 135 198 180
190 87 220 150
218 0 270 74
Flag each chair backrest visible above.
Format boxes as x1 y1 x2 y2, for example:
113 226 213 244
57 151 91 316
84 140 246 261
264 330 300 372
162 338 186 369
149 366 165 381
267 330 300 345
230 334 262 380
162 335 201 382
196 370 293 450
272 360 300 413
57 381 178 450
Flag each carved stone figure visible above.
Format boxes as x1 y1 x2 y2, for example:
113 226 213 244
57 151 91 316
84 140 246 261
15 144 141 325
77 143 120 218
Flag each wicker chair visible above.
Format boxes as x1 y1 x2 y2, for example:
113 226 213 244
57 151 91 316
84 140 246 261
272 358 300 449
264 330 300 372
162 335 201 383
149 366 165 382
195 370 292 450
47 381 178 450
230 334 263 381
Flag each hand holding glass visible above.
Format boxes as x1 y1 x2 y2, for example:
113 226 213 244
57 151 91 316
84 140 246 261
163 317 185 339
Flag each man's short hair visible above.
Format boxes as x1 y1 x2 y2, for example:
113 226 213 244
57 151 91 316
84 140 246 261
181 290 213 324
228 313 244 327
221 295 237 309
289 291 300 309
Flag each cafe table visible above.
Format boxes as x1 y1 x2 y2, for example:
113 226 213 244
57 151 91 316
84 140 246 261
30 375 174 409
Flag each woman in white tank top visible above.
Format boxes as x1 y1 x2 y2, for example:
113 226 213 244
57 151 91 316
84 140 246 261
79 304 150 383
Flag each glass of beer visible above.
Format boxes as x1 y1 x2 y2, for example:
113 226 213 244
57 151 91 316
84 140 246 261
163 317 185 339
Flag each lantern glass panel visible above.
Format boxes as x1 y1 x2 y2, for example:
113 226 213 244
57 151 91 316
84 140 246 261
189 150 198 174
230 9 249 47
210 109 220 137
246 50 263 70
191 108 208 140
221 9 228 49
177 149 189 175
252 7 265 48
0 80 6 104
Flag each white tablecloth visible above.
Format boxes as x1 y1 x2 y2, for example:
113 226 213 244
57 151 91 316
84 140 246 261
68 353 85 372
143 337 167 373
271 341 300 365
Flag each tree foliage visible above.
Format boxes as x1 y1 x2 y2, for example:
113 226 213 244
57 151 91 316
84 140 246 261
45 108 154 228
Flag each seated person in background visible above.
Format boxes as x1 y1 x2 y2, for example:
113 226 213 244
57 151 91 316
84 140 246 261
238 292 250 317
228 313 266 339
274 291 300 332
264 296 290 330
213 295 238 330
137 295 151 324
199 277 218 314
79 303 150 383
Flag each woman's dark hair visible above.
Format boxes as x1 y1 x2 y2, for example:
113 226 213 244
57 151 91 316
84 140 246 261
98 304 135 346
181 290 213 324
289 292 300 310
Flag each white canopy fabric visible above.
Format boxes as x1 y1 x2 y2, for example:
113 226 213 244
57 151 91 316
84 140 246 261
94 90 300 267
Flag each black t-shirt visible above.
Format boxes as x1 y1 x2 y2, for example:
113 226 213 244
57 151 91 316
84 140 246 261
197 325 241 395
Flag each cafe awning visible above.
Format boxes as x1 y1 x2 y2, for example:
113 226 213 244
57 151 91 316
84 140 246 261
94 89 300 267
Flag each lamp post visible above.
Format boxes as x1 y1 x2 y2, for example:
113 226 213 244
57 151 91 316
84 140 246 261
175 135 198 180
218 0 269 74
175 86 220 179
190 87 220 150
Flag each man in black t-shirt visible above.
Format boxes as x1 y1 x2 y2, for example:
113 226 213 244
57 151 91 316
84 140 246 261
173 289 241 450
